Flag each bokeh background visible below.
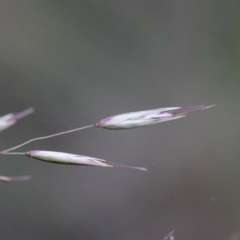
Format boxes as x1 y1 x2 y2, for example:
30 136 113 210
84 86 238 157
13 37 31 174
0 1 239 240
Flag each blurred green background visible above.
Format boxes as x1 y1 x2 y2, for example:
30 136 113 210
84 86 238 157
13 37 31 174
0 1 239 240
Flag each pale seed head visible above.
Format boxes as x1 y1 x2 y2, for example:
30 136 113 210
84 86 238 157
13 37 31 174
95 105 215 130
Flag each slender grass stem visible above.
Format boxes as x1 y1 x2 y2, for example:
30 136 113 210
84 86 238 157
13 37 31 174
0 124 94 154
3 152 26 155
163 231 174 240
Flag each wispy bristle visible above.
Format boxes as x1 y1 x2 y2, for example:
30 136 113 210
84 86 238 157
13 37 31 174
9 176 31 182
163 105 215 115
110 163 147 171
13 107 35 120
